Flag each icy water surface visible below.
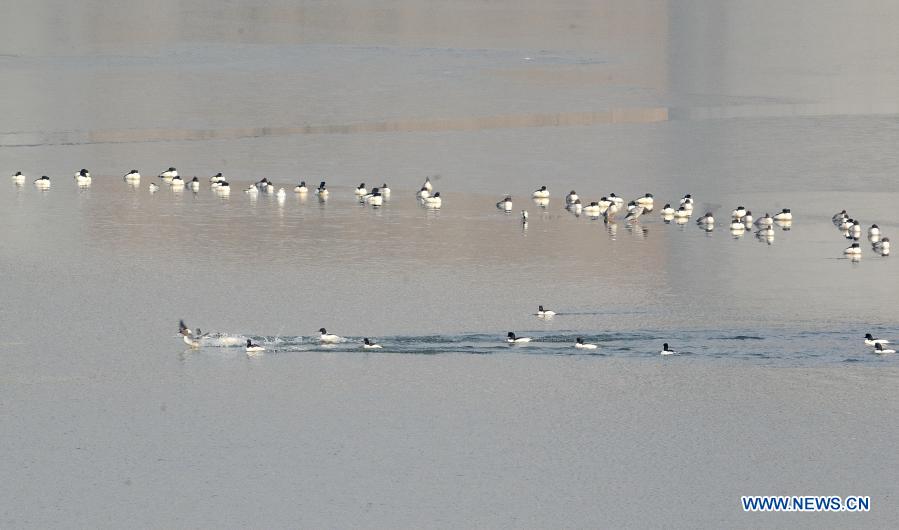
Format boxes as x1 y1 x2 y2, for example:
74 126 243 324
2 177 896 366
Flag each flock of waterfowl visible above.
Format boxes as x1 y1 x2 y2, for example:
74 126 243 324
12 167 889 260
179 309 894 357
834 209 891 260
12 167 445 209
179 318 684 355
520 187 798 241
10 167 892 357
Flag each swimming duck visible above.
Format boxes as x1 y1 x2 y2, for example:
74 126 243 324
575 337 597 350
34 175 51 189
844 242 862 255
189 177 200 191
532 185 550 199
565 190 579 206
660 343 677 355
159 167 178 180
149 182 159 192
74 169 91 186
497 196 513 212
865 333 889 346
868 224 880 238
635 193 654 209
316 182 329 196
215 181 230 193
11 171 25 184
730 218 746 231
209 172 224 183
355 183 368 196
696 212 714 225
624 207 643 223
773 208 792 221
368 191 383 207
743 211 753 228
537 305 556 318
603 202 620 220
423 192 442 208
245 339 265 354
179 320 200 348
570 199 583 215
294 181 308 193
170 175 185 188
755 213 774 227
874 343 896 354
832 210 848 224
418 186 430 199
506 332 532 344
124 170 141 182
731 206 746 219
363 338 383 350
672 206 691 218
874 237 890 255
319 328 341 343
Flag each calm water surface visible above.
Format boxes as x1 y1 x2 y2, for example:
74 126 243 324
2 1 899 528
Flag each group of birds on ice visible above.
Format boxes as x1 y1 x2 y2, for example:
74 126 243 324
14 168 894 356
12 168 445 209
835 209 891 259
15 166 888 260
502 186 796 243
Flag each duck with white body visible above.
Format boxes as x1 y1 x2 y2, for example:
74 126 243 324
34 175 51 189
74 169 91 186
159 167 178 181
319 328 341 343
660 343 677 356
773 208 792 221
575 338 597 350
363 338 383 350
506 332 532 344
